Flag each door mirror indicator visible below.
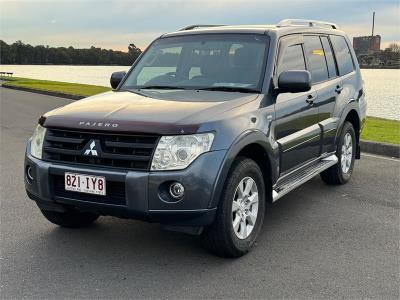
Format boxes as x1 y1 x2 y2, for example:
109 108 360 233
278 70 312 93
110 71 126 89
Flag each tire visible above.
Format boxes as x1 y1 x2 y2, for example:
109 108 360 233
40 208 99 228
201 157 266 258
320 121 356 185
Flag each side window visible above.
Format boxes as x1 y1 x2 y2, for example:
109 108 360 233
330 35 354 76
277 44 306 74
320 36 337 78
303 35 329 83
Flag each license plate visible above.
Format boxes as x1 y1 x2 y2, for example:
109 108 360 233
65 172 106 196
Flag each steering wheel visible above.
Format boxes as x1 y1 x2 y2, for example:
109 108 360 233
144 72 177 86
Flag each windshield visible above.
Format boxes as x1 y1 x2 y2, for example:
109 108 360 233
121 34 269 92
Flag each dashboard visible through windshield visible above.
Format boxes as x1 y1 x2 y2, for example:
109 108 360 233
121 34 269 92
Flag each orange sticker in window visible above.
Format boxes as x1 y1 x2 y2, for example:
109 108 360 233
313 49 324 56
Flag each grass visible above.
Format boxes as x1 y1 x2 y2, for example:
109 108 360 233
361 117 400 145
1 76 399 144
0 76 111 97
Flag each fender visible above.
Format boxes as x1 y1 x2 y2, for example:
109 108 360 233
208 129 279 208
334 99 362 146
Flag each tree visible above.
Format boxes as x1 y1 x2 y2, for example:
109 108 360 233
0 40 142 65
128 43 141 61
387 43 400 53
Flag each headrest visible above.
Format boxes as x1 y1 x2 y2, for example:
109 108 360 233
201 55 222 77
234 47 257 67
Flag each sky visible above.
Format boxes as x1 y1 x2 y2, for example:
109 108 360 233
0 0 399 51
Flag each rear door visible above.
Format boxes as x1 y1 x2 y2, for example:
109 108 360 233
274 35 320 174
303 35 341 154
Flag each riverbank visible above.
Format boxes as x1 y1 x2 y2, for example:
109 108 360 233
0 76 110 98
1 76 399 146
361 117 399 144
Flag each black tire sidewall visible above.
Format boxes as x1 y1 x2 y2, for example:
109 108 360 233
222 158 265 253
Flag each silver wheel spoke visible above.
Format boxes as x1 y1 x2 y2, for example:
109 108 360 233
239 220 247 238
237 181 244 198
248 192 259 205
233 214 241 232
243 178 254 196
246 211 257 226
232 200 240 212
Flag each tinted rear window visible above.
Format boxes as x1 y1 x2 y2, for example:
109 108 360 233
304 35 329 83
320 36 337 78
330 35 354 76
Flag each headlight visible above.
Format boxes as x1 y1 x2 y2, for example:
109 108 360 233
151 133 214 170
30 125 46 159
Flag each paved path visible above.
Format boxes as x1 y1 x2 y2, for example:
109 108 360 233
1 88 399 299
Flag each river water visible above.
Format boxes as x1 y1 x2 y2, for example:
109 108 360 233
1 65 399 120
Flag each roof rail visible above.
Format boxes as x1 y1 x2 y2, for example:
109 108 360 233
277 19 338 29
178 24 224 31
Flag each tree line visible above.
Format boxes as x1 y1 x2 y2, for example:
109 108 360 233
0 40 142 66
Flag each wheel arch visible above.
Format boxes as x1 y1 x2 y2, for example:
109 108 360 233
337 107 361 159
208 130 278 208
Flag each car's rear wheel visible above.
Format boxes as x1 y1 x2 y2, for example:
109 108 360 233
40 208 99 228
320 121 356 185
201 157 265 258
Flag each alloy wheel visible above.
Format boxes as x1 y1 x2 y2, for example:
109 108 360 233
231 177 259 240
341 132 353 173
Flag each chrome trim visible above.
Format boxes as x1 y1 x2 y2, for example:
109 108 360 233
283 135 320 153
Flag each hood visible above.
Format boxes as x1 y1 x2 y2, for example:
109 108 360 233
42 89 259 135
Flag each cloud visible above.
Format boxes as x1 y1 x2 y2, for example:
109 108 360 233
1 0 399 50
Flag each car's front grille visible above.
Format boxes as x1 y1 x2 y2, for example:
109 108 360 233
52 175 126 205
43 129 159 170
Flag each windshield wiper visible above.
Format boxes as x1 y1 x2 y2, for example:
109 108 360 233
197 86 260 93
138 86 186 90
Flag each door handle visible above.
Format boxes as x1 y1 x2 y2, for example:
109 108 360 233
306 94 316 105
335 85 343 94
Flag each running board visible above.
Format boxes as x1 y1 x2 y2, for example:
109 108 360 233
272 155 338 202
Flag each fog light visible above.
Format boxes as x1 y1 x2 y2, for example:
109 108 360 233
26 166 34 183
169 182 185 199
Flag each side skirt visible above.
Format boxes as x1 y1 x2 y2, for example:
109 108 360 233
272 154 338 202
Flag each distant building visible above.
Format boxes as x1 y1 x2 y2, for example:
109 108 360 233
353 35 381 56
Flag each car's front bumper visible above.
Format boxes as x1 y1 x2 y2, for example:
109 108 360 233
24 142 227 227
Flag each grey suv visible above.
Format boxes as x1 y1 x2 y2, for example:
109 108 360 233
25 19 367 257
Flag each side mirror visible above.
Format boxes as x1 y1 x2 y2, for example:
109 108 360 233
278 70 312 93
110 71 126 89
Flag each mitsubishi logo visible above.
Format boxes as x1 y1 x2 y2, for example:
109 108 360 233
84 140 98 156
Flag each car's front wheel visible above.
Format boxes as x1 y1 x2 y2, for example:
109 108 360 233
201 157 265 257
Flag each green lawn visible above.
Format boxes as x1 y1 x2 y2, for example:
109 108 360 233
361 117 400 145
0 76 111 97
1 76 399 144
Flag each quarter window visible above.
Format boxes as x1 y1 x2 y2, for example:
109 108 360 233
320 36 337 78
330 35 354 76
277 44 306 74
303 36 329 83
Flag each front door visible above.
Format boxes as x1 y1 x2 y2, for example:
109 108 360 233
274 35 320 174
